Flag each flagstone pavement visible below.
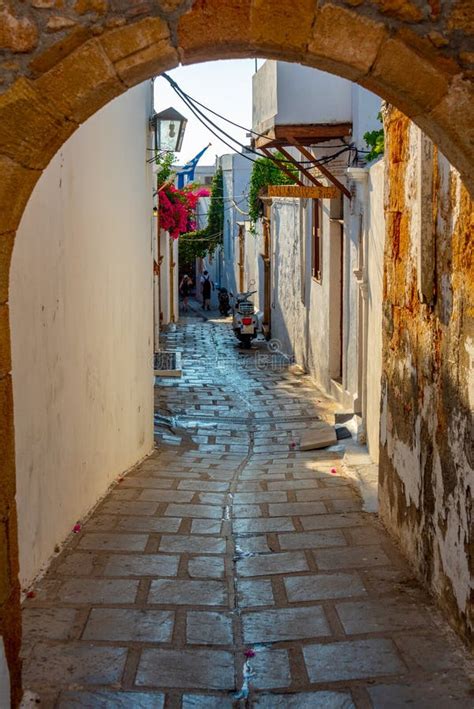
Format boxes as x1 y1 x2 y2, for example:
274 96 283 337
21 312 473 707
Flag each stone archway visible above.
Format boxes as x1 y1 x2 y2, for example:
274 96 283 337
0 0 472 702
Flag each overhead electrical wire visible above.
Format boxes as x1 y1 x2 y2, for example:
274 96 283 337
157 73 359 170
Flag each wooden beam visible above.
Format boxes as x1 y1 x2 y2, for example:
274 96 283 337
260 146 304 187
275 123 352 141
287 137 351 199
262 185 340 199
277 145 324 188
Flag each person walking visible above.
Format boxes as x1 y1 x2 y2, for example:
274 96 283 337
200 270 213 311
179 274 192 312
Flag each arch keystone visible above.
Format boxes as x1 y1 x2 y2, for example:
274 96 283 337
249 0 316 57
178 0 253 64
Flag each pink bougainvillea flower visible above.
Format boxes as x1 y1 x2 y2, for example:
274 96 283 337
330 467 337 475
73 523 82 533
244 649 256 658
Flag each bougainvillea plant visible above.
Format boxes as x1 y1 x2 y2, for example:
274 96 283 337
155 151 210 240
159 183 210 239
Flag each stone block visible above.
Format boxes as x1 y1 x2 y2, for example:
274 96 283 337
0 78 76 170
57 578 139 603
0 520 12 605
250 0 316 58
186 611 233 645
0 376 15 511
114 515 181 533
148 579 227 606
83 608 174 642
0 232 14 303
136 648 234 689
34 39 124 124
242 606 331 644
102 553 179 577
23 642 127 687
21 607 78 642
336 600 429 634
268 502 327 516
253 692 355 708
0 4 38 53
370 37 449 114
165 503 223 519
57 691 165 708
303 638 406 683
284 572 367 602
278 530 346 550
100 18 177 85
300 427 337 450
237 579 274 608
178 0 252 65
309 4 388 78
314 545 390 570
159 534 225 554
29 27 93 77
0 156 41 234
251 649 291 689
78 532 148 552
188 555 224 579
236 551 308 577
233 517 295 534
0 305 11 378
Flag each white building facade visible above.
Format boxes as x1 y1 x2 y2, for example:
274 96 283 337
247 61 385 463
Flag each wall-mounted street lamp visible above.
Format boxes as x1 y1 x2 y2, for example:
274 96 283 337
150 106 188 153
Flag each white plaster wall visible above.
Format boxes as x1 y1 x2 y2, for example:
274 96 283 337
253 61 351 133
366 159 385 461
10 83 155 587
351 85 382 151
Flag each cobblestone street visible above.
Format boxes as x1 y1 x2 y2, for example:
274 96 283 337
21 313 473 707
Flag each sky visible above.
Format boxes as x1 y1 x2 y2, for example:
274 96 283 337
153 60 261 165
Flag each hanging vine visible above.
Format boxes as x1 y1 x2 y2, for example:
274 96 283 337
248 153 297 231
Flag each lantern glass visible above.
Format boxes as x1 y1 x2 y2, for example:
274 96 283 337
151 107 187 153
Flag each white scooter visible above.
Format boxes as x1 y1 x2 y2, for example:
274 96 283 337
231 289 259 349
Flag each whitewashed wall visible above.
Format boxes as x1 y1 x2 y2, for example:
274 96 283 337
365 159 385 461
10 83 155 587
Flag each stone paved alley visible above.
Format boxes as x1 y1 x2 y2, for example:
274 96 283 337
21 311 473 707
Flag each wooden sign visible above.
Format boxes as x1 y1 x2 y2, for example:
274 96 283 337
263 185 340 199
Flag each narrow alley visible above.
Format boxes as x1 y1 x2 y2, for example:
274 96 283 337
21 312 473 708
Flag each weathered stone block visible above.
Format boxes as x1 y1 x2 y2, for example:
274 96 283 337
46 15 77 32
0 232 14 303
34 39 124 124
250 0 316 57
0 376 16 522
0 3 38 53
178 0 252 64
309 4 388 78
0 78 76 169
74 0 108 14
29 26 93 77
0 156 41 234
99 17 178 85
371 37 449 114
0 305 11 377
0 521 11 605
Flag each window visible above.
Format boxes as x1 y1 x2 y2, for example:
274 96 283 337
204 175 213 185
312 199 322 282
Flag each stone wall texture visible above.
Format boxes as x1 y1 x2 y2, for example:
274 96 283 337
0 0 472 701
379 107 473 645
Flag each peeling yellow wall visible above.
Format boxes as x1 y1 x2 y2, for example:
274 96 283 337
379 108 474 644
